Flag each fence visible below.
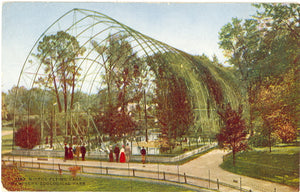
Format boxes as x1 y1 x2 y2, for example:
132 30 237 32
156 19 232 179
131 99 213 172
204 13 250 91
2 158 251 192
11 143 217 163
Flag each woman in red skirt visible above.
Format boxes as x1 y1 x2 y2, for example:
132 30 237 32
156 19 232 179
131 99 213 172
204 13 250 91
119 145 126 163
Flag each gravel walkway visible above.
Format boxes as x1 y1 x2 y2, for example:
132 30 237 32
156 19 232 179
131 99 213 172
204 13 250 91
179 149 297 192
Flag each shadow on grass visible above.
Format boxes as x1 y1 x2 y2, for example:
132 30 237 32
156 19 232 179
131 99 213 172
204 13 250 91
220 145 299 188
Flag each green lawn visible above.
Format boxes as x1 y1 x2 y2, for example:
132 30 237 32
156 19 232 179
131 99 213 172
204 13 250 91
15 171 198 192
2 132 13 154
220 145 299 188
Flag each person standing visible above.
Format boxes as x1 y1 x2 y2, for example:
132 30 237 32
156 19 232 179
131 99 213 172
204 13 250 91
75 145 80 160
140 146 146 167
119 145 126 163
125 143 131 162
114 144 120 162
81 144 86 161
64 143 68 161
68 144 74 160
109 146 114 162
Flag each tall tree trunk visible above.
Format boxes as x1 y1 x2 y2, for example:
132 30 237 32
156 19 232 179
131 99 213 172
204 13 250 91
232 150 236 166
268 128 272 152
70 70 76 110
51 63 62 112
144 89 148 142
62 63 68 113
248 85 254 136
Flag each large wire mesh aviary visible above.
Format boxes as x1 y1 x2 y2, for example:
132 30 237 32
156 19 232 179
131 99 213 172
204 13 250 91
14 8 242 149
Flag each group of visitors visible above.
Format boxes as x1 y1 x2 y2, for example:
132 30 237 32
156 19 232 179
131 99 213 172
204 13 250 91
64 143 86 161
109 144 147 165
64 142 147 164
109 143 132 163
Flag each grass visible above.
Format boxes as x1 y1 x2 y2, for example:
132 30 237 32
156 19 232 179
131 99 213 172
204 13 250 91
2 133 13 140
2 132 13 154
220 145 299 188
15 170 198 191
2 124 13 131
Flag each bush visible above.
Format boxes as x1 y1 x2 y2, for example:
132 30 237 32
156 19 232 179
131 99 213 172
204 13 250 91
248 134 277 147
2 165 25 191
220 146 299 187
14 125 41 149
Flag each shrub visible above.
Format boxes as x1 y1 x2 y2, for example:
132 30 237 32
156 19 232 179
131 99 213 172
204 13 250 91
2 165 25 191
14 125 40 149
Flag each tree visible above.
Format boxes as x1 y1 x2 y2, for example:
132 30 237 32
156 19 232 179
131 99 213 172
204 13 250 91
254 3 300 40
219 17 261 135
219 4 300 81
217 103 248 166
35 31 86 112
219 17 260 83
98 107 137 142
253 3 299 79
14 125 41 149
155 69 193 151
276 123 297 143
254 69 298 150
218 3 300 143
6 86 30 126
2 92 8 120
93 34 147 141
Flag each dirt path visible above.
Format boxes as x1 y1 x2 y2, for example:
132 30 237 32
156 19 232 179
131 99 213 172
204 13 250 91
2 130 13 136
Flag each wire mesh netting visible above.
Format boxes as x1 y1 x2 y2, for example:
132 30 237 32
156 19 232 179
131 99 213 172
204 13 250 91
13 8 242 150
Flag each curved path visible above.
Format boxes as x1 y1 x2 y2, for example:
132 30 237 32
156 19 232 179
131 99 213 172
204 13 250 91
179 149 297 192
2 149 297 192
2 130 13 136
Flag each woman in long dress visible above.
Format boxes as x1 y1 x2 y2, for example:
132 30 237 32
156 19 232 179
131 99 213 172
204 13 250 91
109 146 114 162
68 144 74 160
75 145 80 160
119 145 126 163
64 143 68 161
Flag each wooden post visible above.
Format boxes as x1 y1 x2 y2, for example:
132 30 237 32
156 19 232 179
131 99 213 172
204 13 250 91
157 163 159 180
208 170 210 188
177 165 180 182
106 167 108 175
100 161 102 174
217 179 219 190
240 177 242 192
184 173 187 184
81 165 83 173
133 169 135 177
163 172 166 180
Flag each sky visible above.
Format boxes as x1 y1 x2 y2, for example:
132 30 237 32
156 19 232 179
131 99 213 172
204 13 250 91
1 1 258 93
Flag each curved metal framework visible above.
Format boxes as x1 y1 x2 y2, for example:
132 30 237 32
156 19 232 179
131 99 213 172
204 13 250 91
13 8 242 150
